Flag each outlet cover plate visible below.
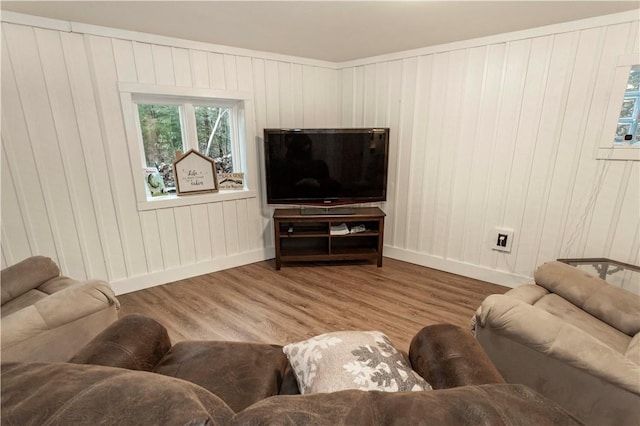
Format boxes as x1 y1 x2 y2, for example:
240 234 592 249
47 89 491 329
492 228 514 253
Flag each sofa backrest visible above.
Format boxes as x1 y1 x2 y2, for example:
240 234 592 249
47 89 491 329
1 362 581 426
534 261 640 336
1 362 234 425
1 256 60 305
232 384 581 425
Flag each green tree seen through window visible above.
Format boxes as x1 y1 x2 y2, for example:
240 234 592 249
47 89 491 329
195 106 233 174
137 103 235 189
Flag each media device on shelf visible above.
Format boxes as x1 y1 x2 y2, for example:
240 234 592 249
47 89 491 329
263 128 390 215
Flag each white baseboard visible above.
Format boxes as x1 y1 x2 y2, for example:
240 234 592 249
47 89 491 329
383 246 532 288
110 245 530 295
110 248 275 295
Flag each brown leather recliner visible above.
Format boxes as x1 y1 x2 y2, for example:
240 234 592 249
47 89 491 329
1 314 581 425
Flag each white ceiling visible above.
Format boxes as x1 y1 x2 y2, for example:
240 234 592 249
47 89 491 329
2 1 639 62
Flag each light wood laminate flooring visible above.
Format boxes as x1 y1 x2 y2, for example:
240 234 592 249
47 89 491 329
117 258 508 350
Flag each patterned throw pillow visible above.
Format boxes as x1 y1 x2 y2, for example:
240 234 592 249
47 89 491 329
282 331 432 394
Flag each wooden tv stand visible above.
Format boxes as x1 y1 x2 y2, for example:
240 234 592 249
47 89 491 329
273 207 385 270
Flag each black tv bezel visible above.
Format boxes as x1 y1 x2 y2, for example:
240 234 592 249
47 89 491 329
263 127 390 207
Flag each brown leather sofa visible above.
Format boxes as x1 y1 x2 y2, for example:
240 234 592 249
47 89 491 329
1 256 119 362
1 314 581 425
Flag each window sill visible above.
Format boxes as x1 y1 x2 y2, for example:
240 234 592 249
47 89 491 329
596 147 640 161
137 189 257 211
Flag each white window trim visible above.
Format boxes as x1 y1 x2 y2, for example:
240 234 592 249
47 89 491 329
119 82 256 210
596 53 640 161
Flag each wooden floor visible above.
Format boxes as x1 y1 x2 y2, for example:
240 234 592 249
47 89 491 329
118 258 508 350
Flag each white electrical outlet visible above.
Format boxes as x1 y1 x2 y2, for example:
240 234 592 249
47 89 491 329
492 228 514 253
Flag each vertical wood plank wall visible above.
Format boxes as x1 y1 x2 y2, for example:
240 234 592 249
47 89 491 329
2 12 638 293
338 18 640 288
0 19 338 293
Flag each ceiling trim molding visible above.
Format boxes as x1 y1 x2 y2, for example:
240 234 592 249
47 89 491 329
0 9 70 32
337 9 640 69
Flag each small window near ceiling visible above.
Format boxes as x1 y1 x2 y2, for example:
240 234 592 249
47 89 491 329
614 65 640 147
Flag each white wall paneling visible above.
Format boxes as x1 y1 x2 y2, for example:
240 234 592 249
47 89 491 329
1 10 637 292
1 140 33 265
191 204 213 263
339 17 640 286
1 16 338 294
86 34 149 279
3 24 85 278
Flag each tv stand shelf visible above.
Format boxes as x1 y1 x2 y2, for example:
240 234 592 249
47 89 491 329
273 207 385 270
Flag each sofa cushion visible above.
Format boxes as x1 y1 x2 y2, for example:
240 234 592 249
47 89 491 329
154 341 290 412
533 293 631 354
535 261 640 336
1 362 233 425
499 284 549 305
1 281 119 346
280 362 302 395
231 385 581 425
0 289 48 318
283 330 431 394
626 333 640 365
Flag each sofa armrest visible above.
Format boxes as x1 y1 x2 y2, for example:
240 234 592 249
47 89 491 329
70 314 172 371
1 256 60 305
409 323 504 389
1 280 119 348
476 294 640 395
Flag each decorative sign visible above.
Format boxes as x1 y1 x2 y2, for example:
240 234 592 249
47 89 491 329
218 172 245 189
173 149 219 195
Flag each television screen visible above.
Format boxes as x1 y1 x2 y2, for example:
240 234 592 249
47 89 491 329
264 128 390 206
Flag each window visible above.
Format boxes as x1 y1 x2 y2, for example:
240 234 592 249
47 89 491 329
119 83 256 210
134 97 239 193
137 103 183 189
597 54 640 161
613 65 640 147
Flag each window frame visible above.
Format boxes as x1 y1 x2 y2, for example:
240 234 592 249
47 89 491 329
615 90 639 145
597 53 640 161
119 83 256 210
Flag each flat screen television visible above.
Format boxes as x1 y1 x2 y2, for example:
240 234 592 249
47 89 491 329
263 128 390 211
